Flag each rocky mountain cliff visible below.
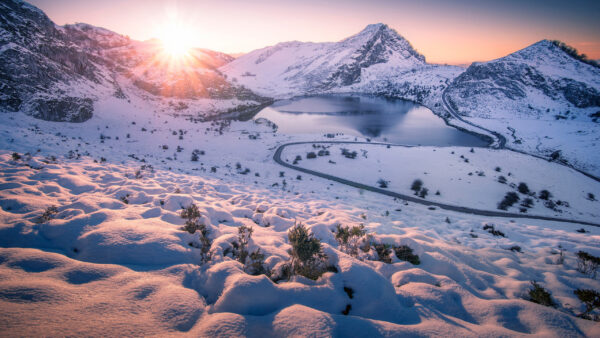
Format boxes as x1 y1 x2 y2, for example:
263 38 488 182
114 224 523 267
0 0 266 122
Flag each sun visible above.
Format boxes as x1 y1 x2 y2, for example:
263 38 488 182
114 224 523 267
158 23 195 58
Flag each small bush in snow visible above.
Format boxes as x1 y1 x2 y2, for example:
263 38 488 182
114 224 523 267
11 152 21 161
377 179 389 188
509 246 522 253
521 198 534 208
418 188 429 198
334 224 368 257
539 189 552 200
341 148 357 159
411 179 423 195
497 176 507 184
306 152 317 159
498 192 520 210
527 281 556 307
517 182 530 194
588 193 596 201
576 251 600 278
181 204 211 262
394 245 420 265
36 206 58 223
119 194 130 204
373 243 392 263
234 225 252 264
287 223 328 280
574 289 600 320
191 149 203 162
483 224 505 237
247 249 267 276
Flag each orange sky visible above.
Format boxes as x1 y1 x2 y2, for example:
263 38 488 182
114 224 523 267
29 0 600 65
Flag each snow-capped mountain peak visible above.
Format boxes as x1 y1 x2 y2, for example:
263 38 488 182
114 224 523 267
220 23 426 97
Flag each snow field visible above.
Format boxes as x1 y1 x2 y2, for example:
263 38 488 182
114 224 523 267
280 143 600 223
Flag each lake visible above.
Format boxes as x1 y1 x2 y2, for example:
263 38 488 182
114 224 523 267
253 95 488 147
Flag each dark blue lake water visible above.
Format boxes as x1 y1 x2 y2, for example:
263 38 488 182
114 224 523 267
254 95 488 147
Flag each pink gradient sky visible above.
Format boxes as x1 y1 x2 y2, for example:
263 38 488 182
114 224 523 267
29 0 600 65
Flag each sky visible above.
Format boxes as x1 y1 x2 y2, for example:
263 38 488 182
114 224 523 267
29 0 600 65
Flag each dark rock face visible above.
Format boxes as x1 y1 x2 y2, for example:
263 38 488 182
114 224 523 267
0 0 98 121
31 97 94 122
450 61 600 108
447 40 600 113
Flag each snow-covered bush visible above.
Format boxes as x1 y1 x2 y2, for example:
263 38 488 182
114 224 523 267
498 192 519 210
410 179 423 195
35 206 58 223
483 224 505 237
373 243 392 263
574 289 600 320
286 223 329 280
394 245 420 265
226 225 268 275
334 224 369 257
341 148 357 159
377 179 388 188
517 182 530 194
576 251 600 278
181 204 212 263
527 281 556 307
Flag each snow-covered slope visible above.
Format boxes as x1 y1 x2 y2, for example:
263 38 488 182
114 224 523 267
445 40 600 176
1 93 599 335
0 0 267 122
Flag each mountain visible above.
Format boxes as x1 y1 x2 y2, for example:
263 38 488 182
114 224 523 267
445 39 600 175
220 23 437 97
446 40 600 117
0 0 267 122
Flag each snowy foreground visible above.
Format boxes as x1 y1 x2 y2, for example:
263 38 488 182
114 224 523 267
1 97 600 336
0 97 600 337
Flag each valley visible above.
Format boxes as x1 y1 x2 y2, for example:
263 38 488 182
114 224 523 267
1 0 599 336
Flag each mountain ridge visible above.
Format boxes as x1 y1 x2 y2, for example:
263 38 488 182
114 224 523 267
0 0 266 122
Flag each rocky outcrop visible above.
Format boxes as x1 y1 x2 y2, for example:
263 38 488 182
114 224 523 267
30 97 93 122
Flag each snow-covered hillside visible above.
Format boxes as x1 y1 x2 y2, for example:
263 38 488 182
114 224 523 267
0 0 267 122
1 94 599 336
445 40 600 176
220 23 457 101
